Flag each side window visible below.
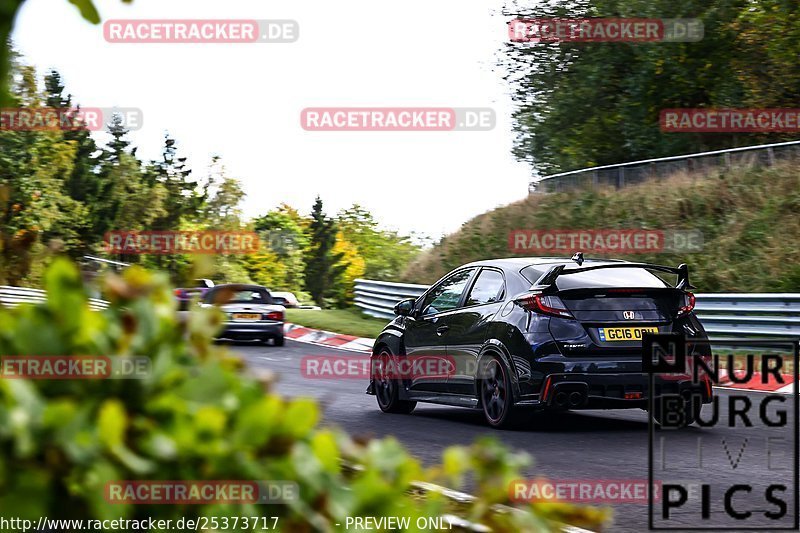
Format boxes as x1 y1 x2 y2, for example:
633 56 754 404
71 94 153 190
465 269 505 306
419 269 474 316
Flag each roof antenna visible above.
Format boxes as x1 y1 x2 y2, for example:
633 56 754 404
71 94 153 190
571 251 584 266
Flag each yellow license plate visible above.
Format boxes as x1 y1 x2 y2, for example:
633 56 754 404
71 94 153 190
598 326 658 342
232 313 261 321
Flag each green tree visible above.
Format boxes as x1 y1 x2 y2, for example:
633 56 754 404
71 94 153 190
105 153 167 231
142 135 206 274
336 204 420 280
304 197 346 306
502 0 800 175
105 113 134 162
253 203 309 293
0 128 82 284
0 62 89 284
147 134 205 230
329 230 365 307
241 247 289 290
43 69 104 258
202 156 245 229
93 118 170 266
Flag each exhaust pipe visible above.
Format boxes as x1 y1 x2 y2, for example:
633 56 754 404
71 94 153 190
568 391 584 408
554 391 568 408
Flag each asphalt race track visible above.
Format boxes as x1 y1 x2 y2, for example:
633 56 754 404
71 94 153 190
237 339 798 533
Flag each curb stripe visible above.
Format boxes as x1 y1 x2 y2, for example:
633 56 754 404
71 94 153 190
284 323 372 353
320 335 359 346
286 326 314 339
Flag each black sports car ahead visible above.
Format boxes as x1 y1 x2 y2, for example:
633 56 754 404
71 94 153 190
367 255 712 428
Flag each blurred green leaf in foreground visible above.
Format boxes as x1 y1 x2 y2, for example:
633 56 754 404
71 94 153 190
0 258 610 531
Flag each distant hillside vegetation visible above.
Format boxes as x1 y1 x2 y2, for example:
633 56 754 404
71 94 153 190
401 164 800 292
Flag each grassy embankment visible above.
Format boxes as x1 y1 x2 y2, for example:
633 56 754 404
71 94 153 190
285 308 389 339
289 164 800 340
400 163 800 292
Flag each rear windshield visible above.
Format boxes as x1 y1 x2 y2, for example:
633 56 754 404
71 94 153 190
521 265 669 289
204 287 273 304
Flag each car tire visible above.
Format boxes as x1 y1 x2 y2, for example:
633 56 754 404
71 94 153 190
479 355 523 429
274 335 285 347
652 395 700 428
373 349 416 414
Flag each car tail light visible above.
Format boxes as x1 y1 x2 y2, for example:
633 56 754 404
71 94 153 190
516 293 574 319
174 289 183 297
264 311 284 321
676 292 696 318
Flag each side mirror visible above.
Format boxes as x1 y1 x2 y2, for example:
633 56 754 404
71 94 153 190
394 298 416 317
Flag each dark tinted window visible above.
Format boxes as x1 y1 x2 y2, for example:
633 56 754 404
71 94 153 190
520 264 668 289
465 269 505 306
231 290 267 302
420 269 474 316
520 265 549 284
556 268 666 290
555 268 667 289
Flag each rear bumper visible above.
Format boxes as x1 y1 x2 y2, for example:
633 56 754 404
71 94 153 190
218 321 284 340
539 372 712 410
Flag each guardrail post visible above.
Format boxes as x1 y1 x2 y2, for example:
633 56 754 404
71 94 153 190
618 167 625 189
767 146 776 166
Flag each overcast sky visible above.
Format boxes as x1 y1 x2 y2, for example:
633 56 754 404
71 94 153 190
11 0 533 239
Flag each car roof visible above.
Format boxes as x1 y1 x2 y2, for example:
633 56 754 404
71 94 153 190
461 257 631 270
208 284 269 291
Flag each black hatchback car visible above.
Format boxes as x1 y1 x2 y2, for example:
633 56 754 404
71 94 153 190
367 255 713 428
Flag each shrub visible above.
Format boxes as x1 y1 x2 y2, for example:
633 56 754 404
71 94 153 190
0 259 608 531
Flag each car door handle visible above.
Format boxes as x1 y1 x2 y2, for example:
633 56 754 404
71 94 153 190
436 325 450 336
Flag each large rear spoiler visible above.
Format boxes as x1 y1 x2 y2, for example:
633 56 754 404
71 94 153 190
532 262 694 292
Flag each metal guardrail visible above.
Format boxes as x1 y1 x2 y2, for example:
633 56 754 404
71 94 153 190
354 279 428 319
0 286 108 311
5 281 800 341
694 294 800 339
354 279 800 340
530 140 800 193
83 254 130 269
